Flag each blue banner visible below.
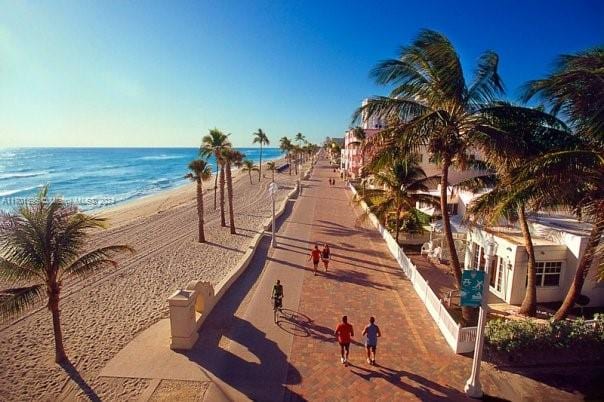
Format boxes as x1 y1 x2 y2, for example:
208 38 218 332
460 270 486 308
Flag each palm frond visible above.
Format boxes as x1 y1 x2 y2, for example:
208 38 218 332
61 245 135 280
0 285 44 320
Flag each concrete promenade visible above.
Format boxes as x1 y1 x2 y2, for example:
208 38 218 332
188 155 581 401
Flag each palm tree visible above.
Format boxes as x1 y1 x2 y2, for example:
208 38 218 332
221 148 245 234
467 104 575 316
0 187 133 363
185 159 212 243
508 48 604 320
241 159 259 184
200 129 231 217
266 161 276 182
355 29 505 294
365 157 439 243
252 129 270 182
295 132 306 146
280 137 293 175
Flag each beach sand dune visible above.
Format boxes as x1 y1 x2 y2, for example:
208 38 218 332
0 160 302 400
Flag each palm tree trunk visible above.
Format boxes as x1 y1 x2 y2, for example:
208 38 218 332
219 164 226 227
395 202 402 244
440 160 461 283
518 205 537 316
213 161 219 210
48 289 67 363
249 171 253 184
288 154 292 175
553 213 604 320
259 144 263 182
440 160 473 323
196 179 205 243
226 161 236 234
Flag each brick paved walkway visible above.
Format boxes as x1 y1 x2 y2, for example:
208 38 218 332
193 155 582 402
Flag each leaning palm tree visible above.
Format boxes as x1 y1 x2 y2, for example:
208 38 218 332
252 129 270 182
200 129 231 215
0 187 133 363
505 48 604 320
241 159 259 184
266 161 276 182
355 29 505 293
221 149 245 234
280 137 293 175
462 103 575 316
185 159 212 243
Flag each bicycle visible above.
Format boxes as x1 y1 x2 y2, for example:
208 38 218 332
272 295 283 323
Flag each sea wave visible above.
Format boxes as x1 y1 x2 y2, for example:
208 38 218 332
0 185 43 197
0 171 49 181
136 155 186 161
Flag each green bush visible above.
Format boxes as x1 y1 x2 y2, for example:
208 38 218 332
485 315 604 353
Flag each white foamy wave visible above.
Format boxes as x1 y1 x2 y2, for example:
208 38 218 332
0 171 49 181
0 185 43 197
136 155 186 161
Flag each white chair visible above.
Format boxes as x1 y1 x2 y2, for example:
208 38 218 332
420 242 433 256
428 246 442 263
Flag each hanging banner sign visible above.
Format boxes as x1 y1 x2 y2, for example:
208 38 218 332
460 270 485 308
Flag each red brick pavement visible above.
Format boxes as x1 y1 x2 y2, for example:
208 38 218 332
281 158 580 402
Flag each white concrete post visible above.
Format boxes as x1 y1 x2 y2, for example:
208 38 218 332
167 289 198 350
465 236 497 398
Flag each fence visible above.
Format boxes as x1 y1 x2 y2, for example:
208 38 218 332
349 183 477 353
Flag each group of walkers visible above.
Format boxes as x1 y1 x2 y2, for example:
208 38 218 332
308 243 330 275
328 178 336 186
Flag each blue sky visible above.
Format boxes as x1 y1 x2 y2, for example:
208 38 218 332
1 0 602 147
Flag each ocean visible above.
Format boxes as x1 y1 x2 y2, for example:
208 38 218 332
0 147 284 212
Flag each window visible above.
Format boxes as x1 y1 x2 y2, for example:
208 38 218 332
535 261 562 287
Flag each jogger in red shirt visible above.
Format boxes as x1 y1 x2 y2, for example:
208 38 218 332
335 315 354 365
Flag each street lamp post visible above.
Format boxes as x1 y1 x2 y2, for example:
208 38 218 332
268 182 279 248
464 235 497 398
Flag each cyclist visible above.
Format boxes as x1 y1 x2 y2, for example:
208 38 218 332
272 279 284 311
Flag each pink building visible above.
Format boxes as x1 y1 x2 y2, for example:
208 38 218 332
341 99 384 178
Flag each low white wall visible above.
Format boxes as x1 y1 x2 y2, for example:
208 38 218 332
168 183 300 349
348 183 477 354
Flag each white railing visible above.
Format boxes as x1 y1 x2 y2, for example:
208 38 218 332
349 183 477 354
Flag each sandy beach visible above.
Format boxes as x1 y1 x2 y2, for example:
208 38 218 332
0 158 303 400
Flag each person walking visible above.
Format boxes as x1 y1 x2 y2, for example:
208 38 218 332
335 315 354 366
308 244 322 275
321 243 331 272
361 317 381 365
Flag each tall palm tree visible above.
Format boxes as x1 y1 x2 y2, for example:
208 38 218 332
508 48 604 320
221 149 245 234
280 137 293 175
266 161 276 182
200 129 231 215
295 132 306 146
0 187 133 363
185 159 212 243
241 159 259 184
252 129 270 182
355 29 504 293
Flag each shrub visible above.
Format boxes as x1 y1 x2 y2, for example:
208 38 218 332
485 316 604 354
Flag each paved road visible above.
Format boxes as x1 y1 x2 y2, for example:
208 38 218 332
191 155 581 401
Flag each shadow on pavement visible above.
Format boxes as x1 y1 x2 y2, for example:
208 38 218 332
348 363 470 401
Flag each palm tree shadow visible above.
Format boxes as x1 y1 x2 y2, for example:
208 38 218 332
59 360 101 402
348 363 468 401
